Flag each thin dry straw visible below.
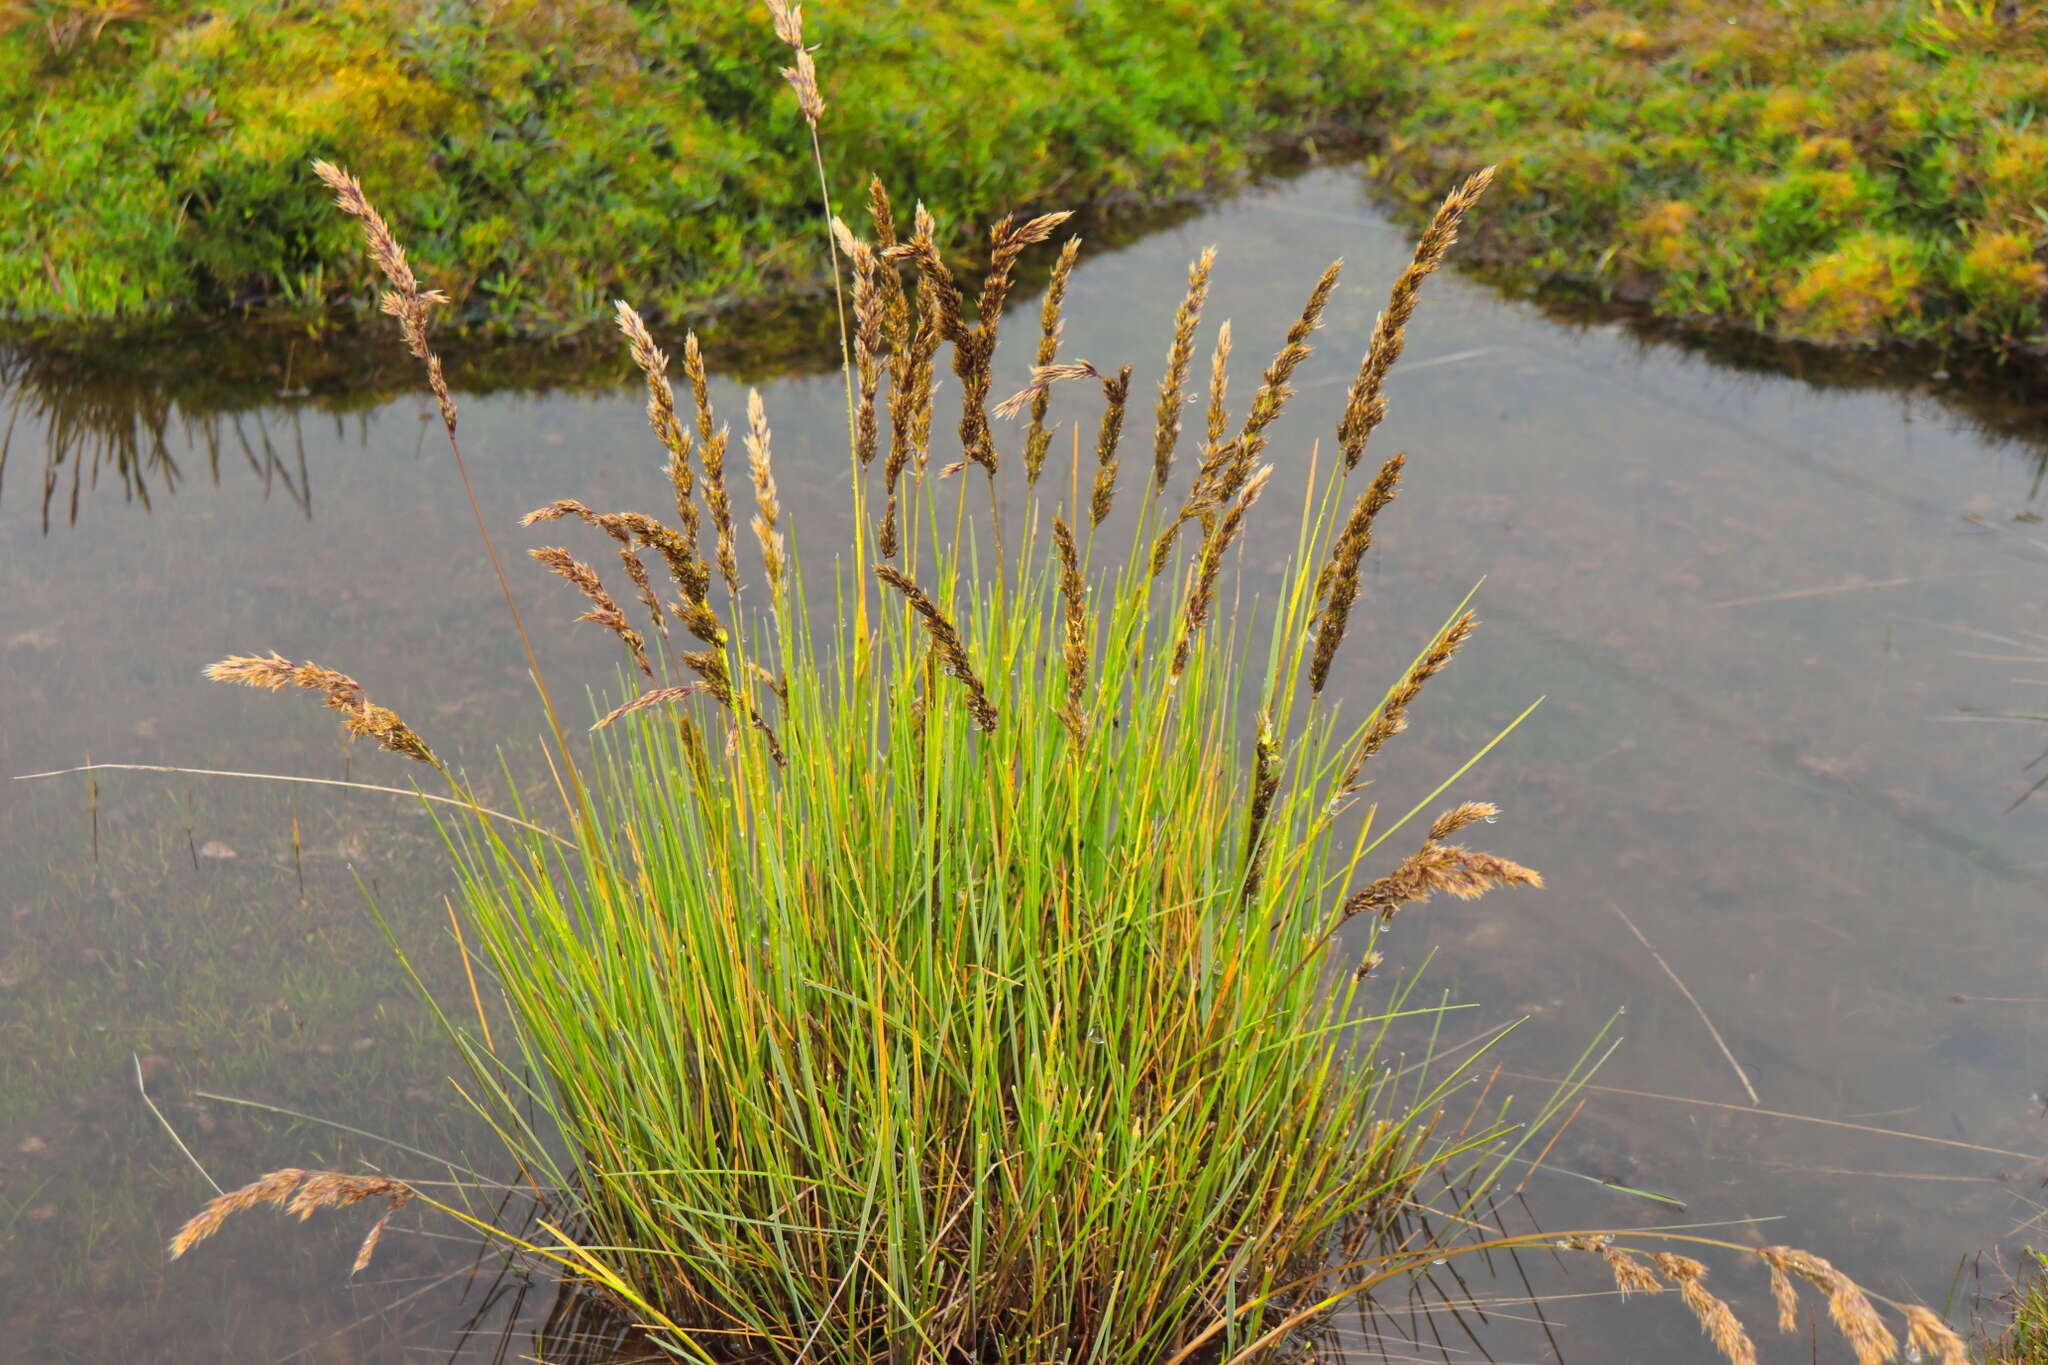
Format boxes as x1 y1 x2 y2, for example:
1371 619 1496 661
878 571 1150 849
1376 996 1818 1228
1338 166 1497 472
1335 610 1477 795
204 653 434 763
1609 902 1760 1107
530 547 655 679
1025 237 1082 485
1153 246 1216 487
1169 465 1272 680
873 565 998 731
745 389 786 596
682 334 737 594
1307 453 1405 695
1051 518 1089 744
1089 365 1133 528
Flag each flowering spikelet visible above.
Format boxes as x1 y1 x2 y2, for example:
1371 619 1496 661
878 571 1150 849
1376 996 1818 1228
1051 518 1090 744
1241 710 1281 901
1651 1253 1758 1365
311 162 456 435
1760 1247 1803 1332
682 334 737 593
834 218 885 468
1025 236 1082 484
1224 259 1342 475
169 1168 413 1275
1338 832 1540 925
204 653 434 763
1154 246 1216 487
591 685 703 732
1899 1305 1966 1365
995 361 1105 421
530 548 654 679
1566 1237 1663 1298
1170 465 1272 681
1308 453 1405 694
764 0 823 126
1089 364 1133 528
1335 611 1477 795
874 565 997 731
1205 319 1233 453
867 178 910 355
1338 167 1496 471
745 389 786 596
1768 1248 1897 1365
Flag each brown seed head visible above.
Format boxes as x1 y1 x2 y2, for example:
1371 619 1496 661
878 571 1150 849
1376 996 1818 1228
1154 246 1217 486
1089 364 1133 528
1338 167 1495 471
873 564 997 731
205 653 434 763
1025 237 1082 484
1336 610 1477 794
746 389 786 595
1308 452 1405 694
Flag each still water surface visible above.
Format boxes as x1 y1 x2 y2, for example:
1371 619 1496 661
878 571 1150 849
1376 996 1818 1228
5 166 2047 1362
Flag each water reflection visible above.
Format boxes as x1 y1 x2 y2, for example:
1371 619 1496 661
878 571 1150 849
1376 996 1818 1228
7 163 2048 1364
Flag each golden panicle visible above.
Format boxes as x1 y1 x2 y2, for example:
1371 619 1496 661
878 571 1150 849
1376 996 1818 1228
879 251 946 552
866 179 910 355
1427 801 1498 842
764 0 824 126
1900 1306 1966 1365
169 1168 413 1274
885 207 966 344
1153 246 1217 487
1336 610 1477 794
1338 166 1496 471
311 161 456 435
1307 452 1405 694
995 361 1104 420
834 220 885 468
1338 835 1540 925
977 209 1075 332
1090 364 1133 528
1566 1237 1663 1298
205 653 434 763
1025 236 1083 484
1051 518 1090 744
591 685 703 732
1205 318 1233 453
678 333 737 594
1651 1254 1758 1365
530 547 655 679
1170 465 1273 680
873 564 998 731
1761 1248 1803 1333
745 389 786 595
1224 258 1342 476
1767 1248 1897 1365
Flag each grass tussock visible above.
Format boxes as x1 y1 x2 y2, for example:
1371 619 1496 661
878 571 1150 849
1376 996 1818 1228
167 13 1982 1364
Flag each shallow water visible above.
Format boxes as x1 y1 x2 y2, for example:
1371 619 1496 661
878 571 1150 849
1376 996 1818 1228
5 165 2047 1363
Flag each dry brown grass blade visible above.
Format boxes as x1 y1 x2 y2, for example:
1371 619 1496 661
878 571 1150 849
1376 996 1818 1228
1609 902 1760 1107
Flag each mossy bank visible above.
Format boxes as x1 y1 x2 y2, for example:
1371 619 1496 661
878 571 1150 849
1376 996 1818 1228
10 1 2048 355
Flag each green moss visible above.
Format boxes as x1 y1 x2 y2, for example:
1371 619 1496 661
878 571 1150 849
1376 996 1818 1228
0 0 1395 332
1369 0 2048 351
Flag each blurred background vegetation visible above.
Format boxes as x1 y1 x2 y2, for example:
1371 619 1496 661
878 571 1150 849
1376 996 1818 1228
4 1 2048 342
